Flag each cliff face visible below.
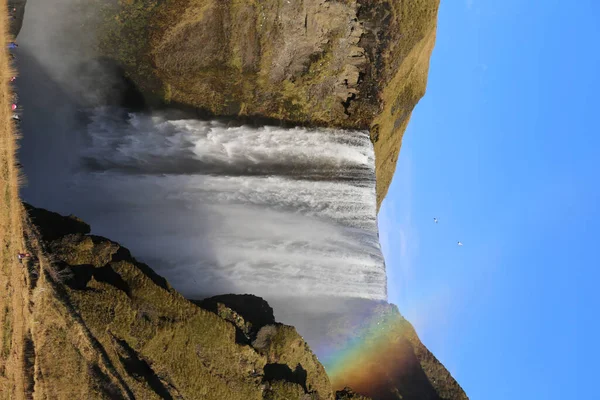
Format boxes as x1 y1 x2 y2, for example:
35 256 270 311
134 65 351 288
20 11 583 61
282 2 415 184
2 1 469 399
18 205 338 399
10 205 468 400
92 0 439 208
9 0 439 206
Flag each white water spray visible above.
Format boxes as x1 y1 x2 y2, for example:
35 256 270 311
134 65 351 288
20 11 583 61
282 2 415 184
62 108 387 301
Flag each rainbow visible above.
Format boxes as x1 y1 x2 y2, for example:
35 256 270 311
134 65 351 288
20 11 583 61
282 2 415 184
320 304 426 398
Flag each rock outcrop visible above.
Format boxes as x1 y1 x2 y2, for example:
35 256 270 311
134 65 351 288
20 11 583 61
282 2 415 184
22 205 340 399
86 0 440 208
18 205 468 400
7 0 26 37
195 294 277 342
3 1 469 398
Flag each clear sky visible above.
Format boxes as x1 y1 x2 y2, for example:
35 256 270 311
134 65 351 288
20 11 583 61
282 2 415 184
380 1 600 399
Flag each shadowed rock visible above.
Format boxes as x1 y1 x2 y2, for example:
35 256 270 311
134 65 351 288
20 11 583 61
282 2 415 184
196 294 276 340
24 202 90 241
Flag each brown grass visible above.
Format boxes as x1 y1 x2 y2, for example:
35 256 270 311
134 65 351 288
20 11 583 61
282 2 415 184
0 1 33 398
0 2 23 276
0 4 152 392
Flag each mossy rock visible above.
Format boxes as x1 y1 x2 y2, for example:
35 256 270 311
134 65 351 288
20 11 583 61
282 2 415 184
25 205 339 399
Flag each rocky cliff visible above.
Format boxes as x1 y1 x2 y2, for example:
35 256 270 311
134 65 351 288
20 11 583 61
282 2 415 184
7 0 439 207
6 0 25 37
320 301 468 400
82 0 439 208
2 1 469 399
3 205 466 400
11 205 336 399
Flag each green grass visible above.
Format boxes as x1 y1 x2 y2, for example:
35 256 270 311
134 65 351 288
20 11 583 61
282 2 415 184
373 0 441 209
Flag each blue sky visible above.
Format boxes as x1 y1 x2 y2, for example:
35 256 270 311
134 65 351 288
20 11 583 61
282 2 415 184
380 1 600 399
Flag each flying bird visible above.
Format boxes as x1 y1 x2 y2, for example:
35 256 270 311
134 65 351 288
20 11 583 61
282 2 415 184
433 218 438 223
457 241 463 246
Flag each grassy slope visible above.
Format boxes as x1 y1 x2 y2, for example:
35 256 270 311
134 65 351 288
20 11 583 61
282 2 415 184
0 0 31 396
24 207 340 399
373 0 440 209
0 7 91 397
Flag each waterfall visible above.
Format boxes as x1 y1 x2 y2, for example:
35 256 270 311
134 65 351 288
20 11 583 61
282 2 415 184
58 108 387 302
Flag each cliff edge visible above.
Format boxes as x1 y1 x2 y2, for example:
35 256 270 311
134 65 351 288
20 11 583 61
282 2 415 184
1 1 469 399
3 204 467 399
8 0 439 206
7 204 336 399
86 0 439 208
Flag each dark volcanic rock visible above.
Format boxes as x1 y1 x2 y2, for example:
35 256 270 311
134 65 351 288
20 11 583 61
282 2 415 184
336 387 371 400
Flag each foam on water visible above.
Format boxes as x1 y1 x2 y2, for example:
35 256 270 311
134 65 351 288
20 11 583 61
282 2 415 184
60 108 387 301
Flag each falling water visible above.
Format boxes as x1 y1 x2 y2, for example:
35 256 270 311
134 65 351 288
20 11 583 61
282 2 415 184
14 0 388 365
57 108 387 302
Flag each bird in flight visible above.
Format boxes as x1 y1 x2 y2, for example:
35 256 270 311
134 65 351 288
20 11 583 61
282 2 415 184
457 241 463 246
433 217 438 223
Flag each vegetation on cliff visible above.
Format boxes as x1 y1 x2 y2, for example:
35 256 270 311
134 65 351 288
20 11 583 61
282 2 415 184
12 205 340 399
0 1 468 399
89 0 440 208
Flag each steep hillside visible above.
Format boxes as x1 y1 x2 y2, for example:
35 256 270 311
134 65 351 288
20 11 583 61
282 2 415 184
85 0 439 208
14 204 467 400
1 197 469 399
0 1 469 399
17 205 337 399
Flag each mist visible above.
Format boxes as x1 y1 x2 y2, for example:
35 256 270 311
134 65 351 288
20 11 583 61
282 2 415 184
16 0 389 349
